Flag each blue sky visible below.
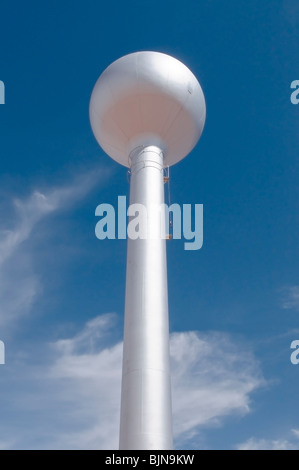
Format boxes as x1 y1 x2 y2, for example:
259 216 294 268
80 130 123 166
0 0 298 450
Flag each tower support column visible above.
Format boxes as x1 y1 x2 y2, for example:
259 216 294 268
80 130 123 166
119 145 173 450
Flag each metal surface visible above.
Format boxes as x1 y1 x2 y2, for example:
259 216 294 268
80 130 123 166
119 146 173 450
89 51 206 451
89 51 206 167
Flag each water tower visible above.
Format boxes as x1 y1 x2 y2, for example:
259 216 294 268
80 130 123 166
89 51 206 450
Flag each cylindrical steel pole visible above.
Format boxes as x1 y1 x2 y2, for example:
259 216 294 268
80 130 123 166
119 145 173 450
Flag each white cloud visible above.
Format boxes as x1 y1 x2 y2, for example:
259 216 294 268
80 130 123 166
54 314 118 356
0 314 265 450
0 168 106 328
236 429 299 450
0 169 104 265
0 261 39 327
281 286 299 311
170 331 264 447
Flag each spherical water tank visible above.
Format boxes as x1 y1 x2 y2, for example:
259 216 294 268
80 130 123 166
89 51 206 167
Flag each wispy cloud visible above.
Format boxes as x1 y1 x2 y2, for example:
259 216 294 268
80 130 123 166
236 429 299 450
281 286 299 311
0 314 265 449
0 167 107 328
170 331 264 447
0 168 105 265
